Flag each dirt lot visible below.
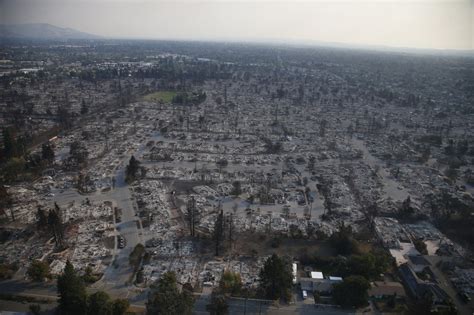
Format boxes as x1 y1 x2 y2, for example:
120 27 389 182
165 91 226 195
229 233 337 258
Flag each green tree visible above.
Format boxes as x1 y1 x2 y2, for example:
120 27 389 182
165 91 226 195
125 155 141 183
420 146 431 163
88 291 112 315
0 185 13 219
29 304 41 315
413 239 428 255
206 293 228 315
146 271 194 315
407 291 433 315
332 275 370 308
129 243 145 270
348 254 380 280
386 294 396 309
219 270 242 295
2 157 26 182
69 141 89 166
214 209 224 256
112 298 130 315
398 196 415 219
186 196 199 237
258 254 293 301
216 158 228 172
350 252 390 280
320 119 328 137
48 204 65 249
2 128 17 159
313 291 321 303
82 265 98 284
445 165 459 182
0 263 18 280
27 260 50 282
36 205 48 230
57 261 87 315
231 181 241 196
80 99 89 115
276 85 285 100
329 223 359 256
41 143 55 164
57 105 72 129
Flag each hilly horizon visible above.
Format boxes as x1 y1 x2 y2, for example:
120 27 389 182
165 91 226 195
0 23 101 40
1 23 471 57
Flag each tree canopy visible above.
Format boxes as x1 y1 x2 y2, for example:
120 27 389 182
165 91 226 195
206 293 228 315
2 128 21 160
57 261 87 315
125 155 142 183
329 223 359 256
219 270 242 296
258 254 293 301
69 140 89 166
146 271 194 315
214 209 224 256
41 143 55 164
112 299 130 315
129 243 145 268
332 275 370 308
413 239 428 255
57 261 129 315
0 185 12 218
27 260 50 282
88 291 112 315
48 203 65 249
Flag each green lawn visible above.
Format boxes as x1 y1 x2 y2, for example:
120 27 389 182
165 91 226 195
142 91 176 103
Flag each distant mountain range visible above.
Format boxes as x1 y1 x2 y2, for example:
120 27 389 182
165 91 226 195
0 23 101 40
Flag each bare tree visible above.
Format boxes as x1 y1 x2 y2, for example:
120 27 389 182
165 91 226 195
186 196 199 237
214 206 224 256
48 203 65 249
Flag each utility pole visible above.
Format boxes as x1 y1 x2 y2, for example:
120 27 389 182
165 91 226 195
224 84 227 107
244 288 249 315
228 212 233 250
235 105 239 132
275 101 279 124
104 124 109 151
187 196 197 237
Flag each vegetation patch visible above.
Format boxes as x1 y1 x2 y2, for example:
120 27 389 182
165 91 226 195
0 263 18 280
0 293 52 304
129 243 146 275
142 91 177 103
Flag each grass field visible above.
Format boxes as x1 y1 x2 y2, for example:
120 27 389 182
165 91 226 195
142 91 176 103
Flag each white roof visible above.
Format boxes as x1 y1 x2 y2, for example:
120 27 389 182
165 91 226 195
329 276 343 281
310 271 324 279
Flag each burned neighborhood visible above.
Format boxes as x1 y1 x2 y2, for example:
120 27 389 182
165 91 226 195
0 12 473 315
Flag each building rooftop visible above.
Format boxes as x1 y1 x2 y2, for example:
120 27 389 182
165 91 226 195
310 271 324 279
369 281 406 298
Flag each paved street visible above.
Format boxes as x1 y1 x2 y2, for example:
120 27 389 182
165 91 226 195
56 133 164 295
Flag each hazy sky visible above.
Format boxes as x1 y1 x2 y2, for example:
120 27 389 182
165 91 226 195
1 0 473 50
